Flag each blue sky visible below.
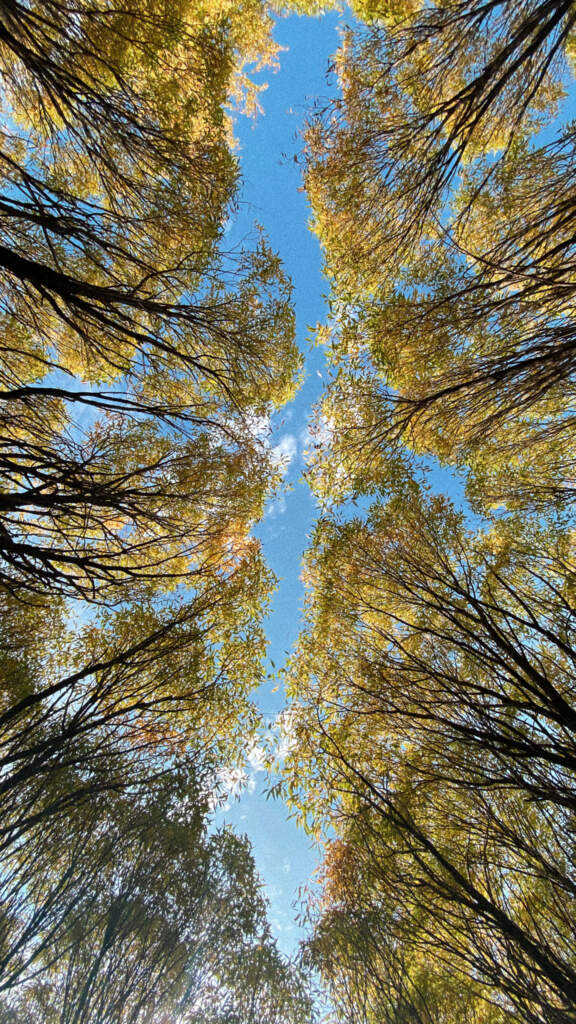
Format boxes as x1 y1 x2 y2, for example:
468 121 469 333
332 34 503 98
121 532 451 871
215 9 343 955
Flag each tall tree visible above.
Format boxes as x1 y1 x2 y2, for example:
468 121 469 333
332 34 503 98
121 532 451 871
303 1 576 511
306 0 573 276
0 768 314 1023
0 0 300 599
0 557 272 853
287 491 576 1022
0 3 309 1014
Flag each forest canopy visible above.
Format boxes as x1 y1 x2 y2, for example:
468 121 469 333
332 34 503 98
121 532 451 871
1 1 576 1022
0 1 310 1020
288 2 576 1023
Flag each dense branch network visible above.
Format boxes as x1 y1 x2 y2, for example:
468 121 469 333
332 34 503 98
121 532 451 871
289 3 576 1023
0 1 312 1020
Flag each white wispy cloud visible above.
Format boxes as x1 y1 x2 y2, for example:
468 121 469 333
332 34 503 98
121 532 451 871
264 493 287 518
243 410 272 438
246 743 267 772
299 423 313 450
271 433 298 474
267 709 298 764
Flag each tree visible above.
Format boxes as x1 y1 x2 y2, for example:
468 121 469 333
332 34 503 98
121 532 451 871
303 834 509 1024
0 0 300 599
0 396 287 599
286 490 576 1022
0 539 275 853
0 6 309 1009
0 768 314 1023
303 2 576 511
306 1 573 278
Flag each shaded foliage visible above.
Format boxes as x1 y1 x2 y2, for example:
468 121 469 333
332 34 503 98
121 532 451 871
0 0 299 599
304 0 576 511
0 1 313 1019
0 768 313 1023
288 493 576 1022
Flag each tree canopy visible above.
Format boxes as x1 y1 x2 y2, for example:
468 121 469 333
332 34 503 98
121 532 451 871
285 3 576 1023
0 0 300 601
287 492 576 1022
4 0 576 1020
304 0 576 513
0 0 311 1018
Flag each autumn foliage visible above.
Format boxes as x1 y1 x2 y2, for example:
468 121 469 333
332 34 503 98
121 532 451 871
286 3 576 1024
2 1 576 1021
